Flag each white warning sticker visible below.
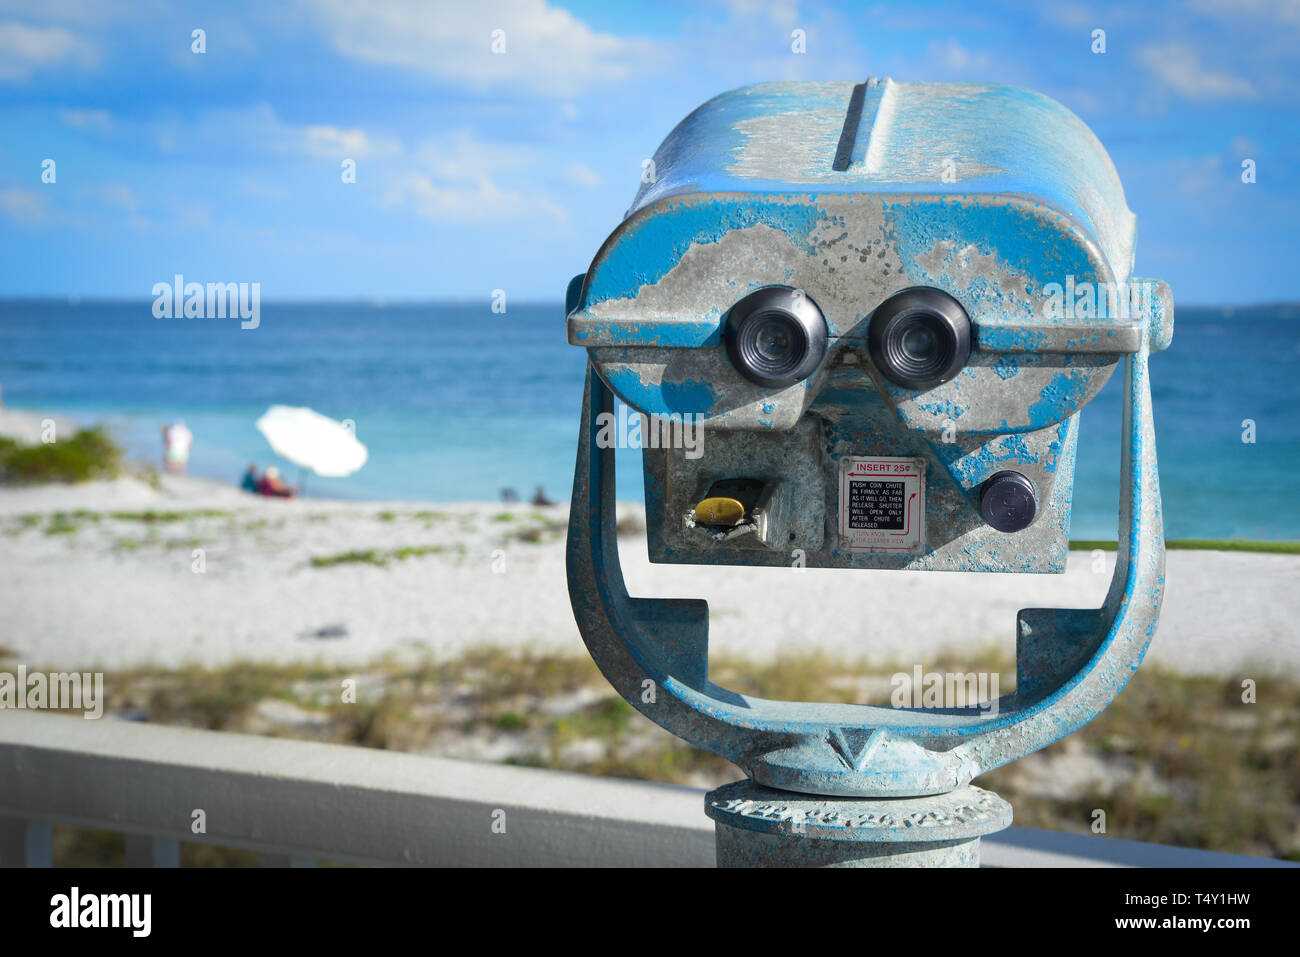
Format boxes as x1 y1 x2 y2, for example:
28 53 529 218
838 456 926 551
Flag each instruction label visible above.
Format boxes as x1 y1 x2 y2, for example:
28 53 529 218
838 456 925 551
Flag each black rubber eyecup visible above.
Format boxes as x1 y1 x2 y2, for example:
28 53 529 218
724 287 827 388
868 288 971 390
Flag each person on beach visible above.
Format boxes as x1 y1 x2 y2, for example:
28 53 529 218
258 466 297 498
241 464 260 493
160 421 192 474
531 485 555 507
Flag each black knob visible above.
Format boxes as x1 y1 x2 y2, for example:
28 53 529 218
980 471 1038 533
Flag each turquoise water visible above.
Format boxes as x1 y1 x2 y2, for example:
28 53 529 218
0 300 1296 540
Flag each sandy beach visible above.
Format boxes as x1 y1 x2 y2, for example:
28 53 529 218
1 451 1296 677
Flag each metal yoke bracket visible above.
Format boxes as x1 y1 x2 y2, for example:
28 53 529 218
566 325 1166 863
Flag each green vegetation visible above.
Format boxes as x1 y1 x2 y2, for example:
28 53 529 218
310 549 384 567
495 711 527 731
615 512 645 537
44 512 82 536
505 515 566 545
108 509 229 523
1072 539 1300 554
389 544 454 561
0 426 122 484
2 507 231 539
44 646 1300 865
8 514 43 533
309 544 458 568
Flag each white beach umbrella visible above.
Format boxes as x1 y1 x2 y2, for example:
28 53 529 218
255 405 368 478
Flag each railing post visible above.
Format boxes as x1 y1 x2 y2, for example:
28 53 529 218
0 816 52 867
125 834 181 868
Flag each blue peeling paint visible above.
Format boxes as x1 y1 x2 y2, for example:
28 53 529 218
662 376 720 415
933 433 1040 488
1043 419 1073 474
584 196 829 306
602 366 720 417
1027 371 1090 427
887 197 1103 309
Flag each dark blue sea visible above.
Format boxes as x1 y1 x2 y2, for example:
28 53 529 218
0 300 1296 540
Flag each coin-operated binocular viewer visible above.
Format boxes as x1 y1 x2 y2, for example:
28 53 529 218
565 80 1173 867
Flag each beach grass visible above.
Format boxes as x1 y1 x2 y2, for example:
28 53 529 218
108 509 230 523
504 514 567 545
0 426 122 485
34 645 1299 865
309 543 461 567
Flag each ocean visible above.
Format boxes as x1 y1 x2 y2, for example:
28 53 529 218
0 300 1296 541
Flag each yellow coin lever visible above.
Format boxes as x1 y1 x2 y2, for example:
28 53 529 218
694 496 746 526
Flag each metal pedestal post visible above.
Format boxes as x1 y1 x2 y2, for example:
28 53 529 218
705 779 1012 868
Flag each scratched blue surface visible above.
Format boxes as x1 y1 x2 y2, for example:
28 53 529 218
583 196 829 308
625 81 1133 277
566 80 1174 804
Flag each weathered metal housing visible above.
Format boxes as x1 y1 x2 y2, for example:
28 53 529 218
567 79 1172 573
565 80 1172 816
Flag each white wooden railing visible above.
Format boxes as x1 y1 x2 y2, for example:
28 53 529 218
0 712 1291 868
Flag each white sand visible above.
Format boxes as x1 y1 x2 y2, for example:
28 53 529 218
0 467 1296 676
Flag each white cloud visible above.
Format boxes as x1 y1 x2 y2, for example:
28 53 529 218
933 39 992 73
58 108 112 133
1189 0 1300 26
149 104 399 161
303 0 659 97
91 103 566 229
0 1 147 24
0 187 48 224
100 183 136 211
724 0 802 28
385 130 565 224
301 124 398 159
1174 154 1225 196
565 161 602 189
1038 2 1097 30
240 177 291 202
0 20 95 80
1232 136 1258 157
1136 42 1255 100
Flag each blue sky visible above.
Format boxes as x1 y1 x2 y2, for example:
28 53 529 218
0 0 1296 304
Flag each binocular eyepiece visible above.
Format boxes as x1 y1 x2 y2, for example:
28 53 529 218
723 285 972 391
867 288 971 390
723 287 827 388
